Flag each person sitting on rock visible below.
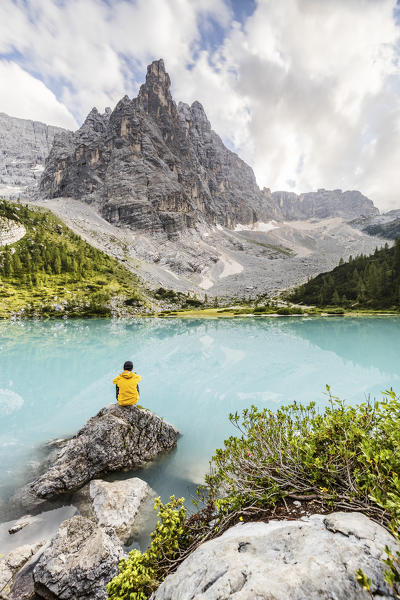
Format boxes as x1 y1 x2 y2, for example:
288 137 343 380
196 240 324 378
113 360 142 406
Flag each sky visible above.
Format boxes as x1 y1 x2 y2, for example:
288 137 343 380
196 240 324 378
0 0 400 211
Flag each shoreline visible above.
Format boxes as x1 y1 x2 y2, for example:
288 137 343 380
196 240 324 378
1 309 400 322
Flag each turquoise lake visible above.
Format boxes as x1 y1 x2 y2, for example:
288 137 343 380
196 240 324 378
1 316 400 511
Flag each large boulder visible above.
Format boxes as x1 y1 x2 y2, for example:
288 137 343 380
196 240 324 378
17 404 178 507
73 478 155 543
33 515 124 600
151 512 399 600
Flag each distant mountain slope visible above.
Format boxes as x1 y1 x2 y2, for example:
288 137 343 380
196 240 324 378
350 209 400 240
289 240 400 309
0 199 147 318
0 112 66 199
264 188 378 221
363 219 400 240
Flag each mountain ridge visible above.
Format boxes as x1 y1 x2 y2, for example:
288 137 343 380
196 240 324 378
0 112 66 200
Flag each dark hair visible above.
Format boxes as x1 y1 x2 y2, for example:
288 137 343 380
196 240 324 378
124 360 133 371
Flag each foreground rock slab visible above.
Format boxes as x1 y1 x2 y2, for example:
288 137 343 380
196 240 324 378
0 542 43 599
33 515 124 600
151 512 398 600
73 478 154 543
18 404 178 506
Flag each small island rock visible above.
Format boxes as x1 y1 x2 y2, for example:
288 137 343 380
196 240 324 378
151 512 399 600
33 515 124 600
17 404 178 507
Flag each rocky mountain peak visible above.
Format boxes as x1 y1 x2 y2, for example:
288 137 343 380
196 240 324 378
80 107 110 137
266 188 378 221
137 58 174 118
40 59 269 236
39 58 379 237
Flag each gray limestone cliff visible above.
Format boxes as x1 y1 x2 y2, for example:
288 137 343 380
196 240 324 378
263 187 378 221
0 112 66 199
39 60 272 236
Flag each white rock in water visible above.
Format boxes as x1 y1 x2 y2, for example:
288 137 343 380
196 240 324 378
151 512 399 600
8 515 42 535
73 478 154 543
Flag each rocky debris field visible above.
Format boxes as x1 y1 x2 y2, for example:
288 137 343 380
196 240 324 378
34 197 390 299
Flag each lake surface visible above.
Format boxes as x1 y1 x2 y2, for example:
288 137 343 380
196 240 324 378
1 316 400 512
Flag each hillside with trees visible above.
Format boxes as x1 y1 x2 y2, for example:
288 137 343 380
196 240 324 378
289 240 400 309
0 199 147 318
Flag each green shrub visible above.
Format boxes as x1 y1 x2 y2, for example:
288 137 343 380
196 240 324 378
124 296 141 307
153 288 184 302
276 306 303 315
253 306 270 313
184 298 203 308
203 388 400 525
107 497 187 600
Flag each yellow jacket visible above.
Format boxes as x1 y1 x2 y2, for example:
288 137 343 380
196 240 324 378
113 370 142 406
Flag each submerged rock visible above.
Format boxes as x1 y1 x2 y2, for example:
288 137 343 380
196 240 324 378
16 404 178 508
33 515 123 600
151 512 398 600
8 515 42 535
73 478 155 543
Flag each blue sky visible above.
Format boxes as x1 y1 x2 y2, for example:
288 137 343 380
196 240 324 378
1 0 400 210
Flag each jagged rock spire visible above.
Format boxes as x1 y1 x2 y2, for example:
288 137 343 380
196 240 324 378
137 59 174 117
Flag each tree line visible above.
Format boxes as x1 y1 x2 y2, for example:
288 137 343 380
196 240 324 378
0 199 133 287
290 240 400 309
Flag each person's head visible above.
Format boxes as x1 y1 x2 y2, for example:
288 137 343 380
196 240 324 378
123 360 133 371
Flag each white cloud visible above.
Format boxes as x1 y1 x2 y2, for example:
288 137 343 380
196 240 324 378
0 0 231 119
176 0 400 210
1 0 400 210
0 61 77 129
